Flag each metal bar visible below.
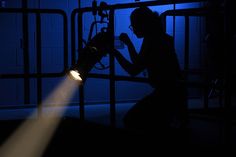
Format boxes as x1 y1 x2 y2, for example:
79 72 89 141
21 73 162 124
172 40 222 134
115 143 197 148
78 0 81 9
203 82 209 110
160 8 211 44
161 8 212 17
88 73 209 87
0 73 66 78
36 13 42 117
0 68 205 79
63 11 69 73
75 0 208 13
223 0 233 112
0 8 68 79
184 16 189 72
173 3 176 45
223 0 233 147
109 9 116 127
22 0 30 105
88 21 108 42
71 10 76 65
161 8 211 110
0 8 66 14
88 73 148 82
78 12 85 121
161 8 218 111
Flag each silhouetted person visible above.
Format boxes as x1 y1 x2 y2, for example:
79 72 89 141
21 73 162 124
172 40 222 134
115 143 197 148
113 7 188 133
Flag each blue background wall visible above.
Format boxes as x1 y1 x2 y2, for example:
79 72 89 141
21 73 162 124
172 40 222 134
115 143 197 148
0 0 205 106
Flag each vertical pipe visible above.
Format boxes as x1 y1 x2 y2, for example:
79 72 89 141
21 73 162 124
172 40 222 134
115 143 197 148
22 0 30 105
203 11 209 111
78 12 85 121
78 1 84 121
173 3 176 44
36 13 42 117
78 0 81 9
224 0 232 111
63 14 68 72
223 0 232 147
203 80 209 110
109 9 116 127
184 16 189 71
71 11 76 65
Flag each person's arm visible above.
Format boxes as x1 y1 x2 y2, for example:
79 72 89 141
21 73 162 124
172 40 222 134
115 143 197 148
113 49 144 76
119 33 138 63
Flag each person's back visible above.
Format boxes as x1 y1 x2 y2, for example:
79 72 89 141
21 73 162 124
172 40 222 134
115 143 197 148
144 33 182 89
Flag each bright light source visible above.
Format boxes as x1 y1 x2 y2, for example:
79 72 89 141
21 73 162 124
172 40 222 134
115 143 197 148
69 70 83 81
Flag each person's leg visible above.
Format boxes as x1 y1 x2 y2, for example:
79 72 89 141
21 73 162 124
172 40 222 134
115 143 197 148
123 91 157 130
123 90 170 131
173 84 188 128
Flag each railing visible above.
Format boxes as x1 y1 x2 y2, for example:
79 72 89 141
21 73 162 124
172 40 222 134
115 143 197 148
161 5 234 146
162 8 213 110
71 0 208 126
0 8 68 116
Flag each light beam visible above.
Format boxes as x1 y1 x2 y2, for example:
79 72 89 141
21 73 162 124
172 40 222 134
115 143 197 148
0 76 79 157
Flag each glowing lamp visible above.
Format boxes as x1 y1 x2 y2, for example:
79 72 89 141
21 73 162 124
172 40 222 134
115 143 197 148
69 70 82 81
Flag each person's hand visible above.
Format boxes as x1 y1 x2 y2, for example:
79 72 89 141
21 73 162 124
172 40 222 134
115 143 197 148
119 33 131 45
109 48 120 57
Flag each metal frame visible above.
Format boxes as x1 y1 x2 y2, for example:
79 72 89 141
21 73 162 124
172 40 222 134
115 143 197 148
161 7 230 111
0 8 68 116
71 0 208 126
162 8 212 110
0 8 68 78
161 5 234 146
22 0 30 104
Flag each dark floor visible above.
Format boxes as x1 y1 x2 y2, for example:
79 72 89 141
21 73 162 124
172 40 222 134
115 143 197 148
0 100 236 155
0 117 235 156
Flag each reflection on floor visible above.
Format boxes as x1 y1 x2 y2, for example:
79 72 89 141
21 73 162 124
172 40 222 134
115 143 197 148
0 99 236 155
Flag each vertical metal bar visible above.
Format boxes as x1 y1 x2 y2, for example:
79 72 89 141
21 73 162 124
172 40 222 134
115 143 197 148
184 15 191 107
202 12 209 111
78 12 85 121
184 16 189 72
173 3 176 43
22 0 30 105
224 0 232 112
63 13 68 72
203 82 209 110
78 0 81 9
36 13 42 117
185 15 208 110
223 0 232 147
71 11 76 65
109 9 116 127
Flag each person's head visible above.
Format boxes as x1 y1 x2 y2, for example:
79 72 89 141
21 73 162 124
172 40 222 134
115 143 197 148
130 7 163 38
